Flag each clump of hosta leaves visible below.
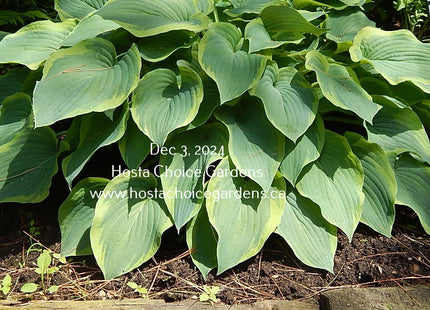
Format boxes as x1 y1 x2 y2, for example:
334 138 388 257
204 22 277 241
0 0 429 279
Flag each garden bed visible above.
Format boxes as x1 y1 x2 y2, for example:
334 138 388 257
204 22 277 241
1 0 430 308
1 197 429 304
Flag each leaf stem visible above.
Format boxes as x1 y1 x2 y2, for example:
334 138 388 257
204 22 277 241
213 6 219 23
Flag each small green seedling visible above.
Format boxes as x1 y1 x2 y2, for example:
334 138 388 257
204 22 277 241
127 281 148 298
20 283 38 293
199 285 219 305
0 274 12 295
35 250 59 292
20 250 62 294
35 250 59 277
20 283 59 295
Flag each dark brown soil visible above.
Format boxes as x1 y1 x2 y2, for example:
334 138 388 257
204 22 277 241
1 192 429 305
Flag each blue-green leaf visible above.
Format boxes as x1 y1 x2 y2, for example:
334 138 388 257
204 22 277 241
296 130 364 240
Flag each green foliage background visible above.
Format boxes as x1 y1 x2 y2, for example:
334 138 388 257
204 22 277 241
0 0 55 31
0 0 430 279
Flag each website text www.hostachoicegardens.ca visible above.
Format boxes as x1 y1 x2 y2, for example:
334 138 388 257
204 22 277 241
88 165 287 202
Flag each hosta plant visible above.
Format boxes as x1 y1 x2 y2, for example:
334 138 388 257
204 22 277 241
1 0 430 279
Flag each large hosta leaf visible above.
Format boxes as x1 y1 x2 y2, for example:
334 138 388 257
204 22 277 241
350 27 430 93
189 76 220 128
62 117 82 155
306 51 380 123
0 126 59 204
360 77 426 106
198 0 215 15
244 9 322 52
215 98 284 191
0 93 33 145
413 101 430 130
0 19 77 70
326 8 375 47
186 51 221 129
96 0 210 38
390 82 426 105
0 127 58 203
260 5 325 42
299 10 326 21
90 174 172 279
292 0 365 10
365 106 430 164
0 16 120 69
138 31 196 62
62 14 120 47
250 62 318 142
0 68 30 103
0 97 57 203
276 187 337 272
296 130 364 240
59 178 109 256
33 38 141 127
244 18 288 54
279 116 325 185
345 132 396 237
131 61 203 146
225 0 281 16
186 206 217 278
118 119 152 170
0 94 57 203
160 124 228 230
206 158 285 274
198 23 267 104
372 95 409 109
395 154 430 234
55 0 109 19
62 105 128 186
